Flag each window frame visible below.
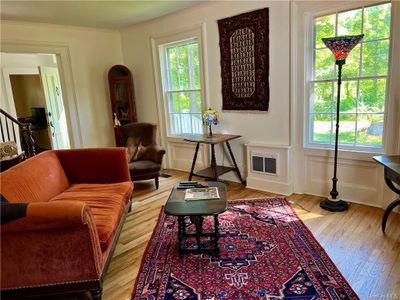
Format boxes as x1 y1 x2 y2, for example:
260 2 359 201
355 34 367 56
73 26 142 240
159 37 205 137
305 1 392 153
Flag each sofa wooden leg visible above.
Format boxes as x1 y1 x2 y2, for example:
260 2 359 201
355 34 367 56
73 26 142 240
90 287 103 300
155 177 159 189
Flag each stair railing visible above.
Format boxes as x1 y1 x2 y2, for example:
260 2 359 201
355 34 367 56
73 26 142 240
0 108 35 157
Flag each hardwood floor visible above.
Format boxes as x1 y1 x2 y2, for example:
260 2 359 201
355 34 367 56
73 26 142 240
288 196 400 300
69 170 400 299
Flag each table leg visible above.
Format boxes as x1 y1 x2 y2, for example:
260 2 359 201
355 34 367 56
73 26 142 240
190 216 204 249
211 144 217 180
178 216 184 257
225 141 246 185
382 176 400 232
382 198 400 232
214 215 220 256
188 142 200 181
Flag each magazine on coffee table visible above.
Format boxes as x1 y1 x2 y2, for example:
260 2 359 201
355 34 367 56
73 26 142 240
184 187 220 201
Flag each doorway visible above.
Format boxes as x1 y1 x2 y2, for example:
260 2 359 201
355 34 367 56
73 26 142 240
1 53 71 151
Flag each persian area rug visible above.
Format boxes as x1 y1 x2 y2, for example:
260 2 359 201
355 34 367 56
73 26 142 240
132 198 359 300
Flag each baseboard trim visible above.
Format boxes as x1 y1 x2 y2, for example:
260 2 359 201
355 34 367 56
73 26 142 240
246 176 293 196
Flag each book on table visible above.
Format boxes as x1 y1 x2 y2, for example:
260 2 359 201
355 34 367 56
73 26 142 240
184 187 220 201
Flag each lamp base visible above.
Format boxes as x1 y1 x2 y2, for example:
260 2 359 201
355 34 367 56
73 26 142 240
320 198 349 212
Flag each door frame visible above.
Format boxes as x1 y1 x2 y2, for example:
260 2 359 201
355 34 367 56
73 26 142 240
1 40 83 148
2 66 39 118
2 67 43 151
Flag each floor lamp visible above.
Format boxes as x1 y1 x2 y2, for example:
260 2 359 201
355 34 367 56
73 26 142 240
320 34 364 212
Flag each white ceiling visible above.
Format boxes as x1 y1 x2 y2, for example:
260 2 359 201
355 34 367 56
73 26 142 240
0 1 203 29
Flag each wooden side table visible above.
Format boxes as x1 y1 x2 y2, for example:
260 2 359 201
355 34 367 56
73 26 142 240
184 134 246 184
373 155 400 232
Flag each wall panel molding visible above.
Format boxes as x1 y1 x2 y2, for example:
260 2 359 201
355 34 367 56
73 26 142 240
305 154 384 207
168 140 208 173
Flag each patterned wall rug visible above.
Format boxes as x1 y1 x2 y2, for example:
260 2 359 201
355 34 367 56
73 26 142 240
132 198 359 299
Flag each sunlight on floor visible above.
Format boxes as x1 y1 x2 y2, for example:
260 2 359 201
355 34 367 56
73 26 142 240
297 212 324 220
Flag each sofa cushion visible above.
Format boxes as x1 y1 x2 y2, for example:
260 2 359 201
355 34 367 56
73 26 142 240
129 160 161 176
50 182 132 250
126 137 145 162
0 151 69 203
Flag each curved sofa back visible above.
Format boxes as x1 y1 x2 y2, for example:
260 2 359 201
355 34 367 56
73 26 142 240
0 151 69 203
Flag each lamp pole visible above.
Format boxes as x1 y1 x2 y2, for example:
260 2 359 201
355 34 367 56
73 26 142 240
332 60 344 199
319 34 364 212
320 60 349 211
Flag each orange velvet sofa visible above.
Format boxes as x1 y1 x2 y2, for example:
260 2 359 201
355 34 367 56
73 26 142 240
0 148 133 300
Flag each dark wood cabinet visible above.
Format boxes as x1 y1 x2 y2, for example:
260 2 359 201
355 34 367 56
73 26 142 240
108 65 137 146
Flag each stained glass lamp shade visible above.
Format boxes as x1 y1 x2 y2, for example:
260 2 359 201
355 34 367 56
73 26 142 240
322 34 364 63
202 108 219 137
319 34 363 212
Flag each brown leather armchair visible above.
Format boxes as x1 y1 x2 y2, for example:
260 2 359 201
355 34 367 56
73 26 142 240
121 123 166 189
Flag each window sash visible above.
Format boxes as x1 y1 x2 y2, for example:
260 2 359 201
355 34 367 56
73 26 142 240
166 90 202 114
311 74 388 84
309 77 387 148
168 113 202 135
162 39 203 136
165 41 199 92
309 2 391 150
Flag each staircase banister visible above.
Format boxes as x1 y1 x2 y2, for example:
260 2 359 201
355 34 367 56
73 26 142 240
0 108 36 157
0 108 25 127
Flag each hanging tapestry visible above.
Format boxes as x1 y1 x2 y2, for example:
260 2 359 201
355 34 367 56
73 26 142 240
218 8 269 111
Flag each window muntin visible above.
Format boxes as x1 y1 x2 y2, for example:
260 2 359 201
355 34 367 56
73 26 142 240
162 39 203 136
310 2 391 149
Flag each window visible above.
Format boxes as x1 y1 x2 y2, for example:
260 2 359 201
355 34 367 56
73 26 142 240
160 38 203 136
309 2 391 149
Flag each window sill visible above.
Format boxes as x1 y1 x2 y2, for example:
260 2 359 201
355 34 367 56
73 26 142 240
303 145 384 162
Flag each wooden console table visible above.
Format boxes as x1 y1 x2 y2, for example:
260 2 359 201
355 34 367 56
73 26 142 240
184 134 246 185
373 155 400 232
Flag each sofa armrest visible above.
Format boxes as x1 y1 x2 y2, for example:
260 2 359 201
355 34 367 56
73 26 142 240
139 145 166 164
56 147 131 183
2 201 92 232
1 201 103 290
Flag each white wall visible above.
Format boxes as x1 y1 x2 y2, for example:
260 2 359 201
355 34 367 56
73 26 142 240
121 0 399 208
1 21 124 147
120 1 290 179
